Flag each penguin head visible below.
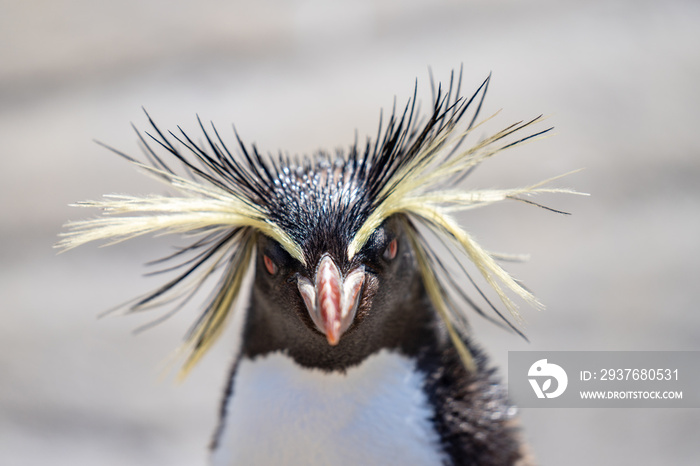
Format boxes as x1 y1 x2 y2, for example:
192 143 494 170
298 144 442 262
59 71 574 375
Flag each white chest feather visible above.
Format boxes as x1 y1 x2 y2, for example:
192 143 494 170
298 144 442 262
211 350 446 466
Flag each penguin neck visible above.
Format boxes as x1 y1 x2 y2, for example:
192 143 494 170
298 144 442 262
239 280 441 372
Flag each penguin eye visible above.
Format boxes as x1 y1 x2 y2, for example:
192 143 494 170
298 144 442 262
383 238 398 261
263 254 278 275
260 237 296 276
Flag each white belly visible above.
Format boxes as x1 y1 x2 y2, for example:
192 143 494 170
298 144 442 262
211 349 446 466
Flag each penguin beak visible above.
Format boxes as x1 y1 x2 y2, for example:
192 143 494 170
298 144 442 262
297 254 365 345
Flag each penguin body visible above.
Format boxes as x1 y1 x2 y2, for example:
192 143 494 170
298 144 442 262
212 330 526 466
59 72 574 466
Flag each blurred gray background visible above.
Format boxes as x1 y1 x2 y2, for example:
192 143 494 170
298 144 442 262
2 0 699 464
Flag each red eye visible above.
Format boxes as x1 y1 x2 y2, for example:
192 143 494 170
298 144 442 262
383 238 398 261
263 255 278 275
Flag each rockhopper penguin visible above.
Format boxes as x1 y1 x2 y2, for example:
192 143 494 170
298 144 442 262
59 71 578 465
